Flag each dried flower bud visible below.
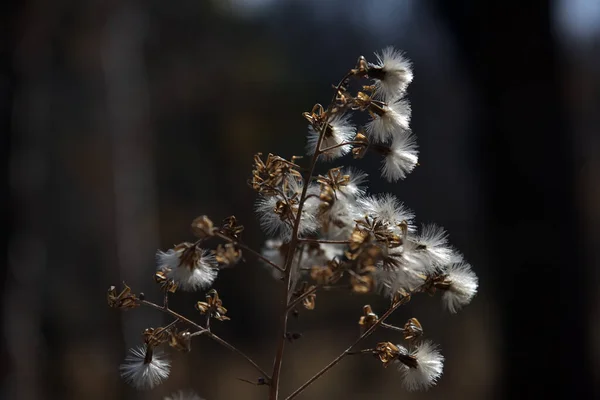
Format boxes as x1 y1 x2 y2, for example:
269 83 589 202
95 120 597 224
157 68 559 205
220 215 244 240
107 283 140 310
352 132 369 159
195 289 230 321
402 318 423 341
375 342 405 367
143 327 170 348
154 270 178 293
169 329 192 352
191 215 214 239
214 243 242 266
358 305 379 330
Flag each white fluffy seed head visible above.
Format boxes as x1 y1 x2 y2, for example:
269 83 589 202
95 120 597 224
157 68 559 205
371 46 414 101
120 346 171 390
306 113 356 160
255 181 320 241
337 167 368 199
410 224 458 268
442 262 479 313
156 247 218 291
397 341 444 391
365 98 411 143
164 390 204 400
375 263 425 297
357 194 415 232
381 130 419 182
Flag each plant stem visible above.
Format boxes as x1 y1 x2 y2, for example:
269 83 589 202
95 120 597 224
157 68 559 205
297 238 351 244
140 299 270 381
269 71 354 400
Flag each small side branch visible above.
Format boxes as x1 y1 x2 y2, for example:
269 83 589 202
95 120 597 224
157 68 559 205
284 297 408 400
139 299 271 381
298 238 351 245
214 232 284 273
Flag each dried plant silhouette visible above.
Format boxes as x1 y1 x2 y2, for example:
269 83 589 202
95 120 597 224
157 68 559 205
108 47 479 400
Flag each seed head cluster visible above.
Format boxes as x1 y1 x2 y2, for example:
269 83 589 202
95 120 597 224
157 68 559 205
107 47 478 399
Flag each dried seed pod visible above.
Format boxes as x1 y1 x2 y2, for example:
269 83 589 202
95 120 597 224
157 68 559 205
107 283 139 310
358 305 379 330
191 215 214 239
375 342 403 367
169 329 192 352
220 215 244 240
195 289 230 321
154 270 178 293
402 317 423 341
143 327 170 347
214 243 242 266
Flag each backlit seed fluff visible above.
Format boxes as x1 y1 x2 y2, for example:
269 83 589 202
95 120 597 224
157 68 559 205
412 224 457 267
164 391 204 400
397 341 444 391
365 97 411 143
120 346 171 390
442 262 479 313
357 193 415 231
255 184 319 241
306 113 356 160
381 130 419 182
156 247 218 291
370 47 414 101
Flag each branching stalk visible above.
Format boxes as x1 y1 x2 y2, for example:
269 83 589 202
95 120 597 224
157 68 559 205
139 299 270 381
269 71 355 400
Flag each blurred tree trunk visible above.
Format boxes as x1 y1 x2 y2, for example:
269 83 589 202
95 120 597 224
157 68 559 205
432 1 590 398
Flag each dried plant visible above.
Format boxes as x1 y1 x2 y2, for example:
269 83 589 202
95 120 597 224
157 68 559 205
108 47 479 399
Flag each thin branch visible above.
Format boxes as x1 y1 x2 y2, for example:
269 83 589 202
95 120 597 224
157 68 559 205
139 299 270 381
163 290 169 309
318 140 364 154
284 297 408 400
141 299 205 331
380 322 404 333
297 238 351 244
204 331 271 381
213 232 284 273
346 348 375 356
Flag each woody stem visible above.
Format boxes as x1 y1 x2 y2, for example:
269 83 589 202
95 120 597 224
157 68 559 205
269 71 355 400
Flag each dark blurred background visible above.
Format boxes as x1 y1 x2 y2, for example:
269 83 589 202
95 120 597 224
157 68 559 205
2 0 599 399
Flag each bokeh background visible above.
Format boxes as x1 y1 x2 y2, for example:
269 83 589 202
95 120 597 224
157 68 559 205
2 0 599 399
